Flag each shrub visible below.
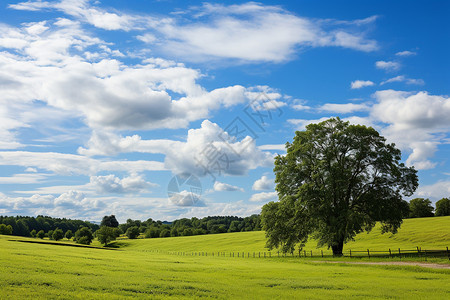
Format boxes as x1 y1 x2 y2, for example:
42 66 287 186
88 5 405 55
37 230 45 239
125 226 140 239
65 230 73 240
52 228 64 241
74 227 93 245
160 229 171 238
0 224 13 235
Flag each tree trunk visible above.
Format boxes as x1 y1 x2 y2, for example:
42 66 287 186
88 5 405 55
331 241 344 256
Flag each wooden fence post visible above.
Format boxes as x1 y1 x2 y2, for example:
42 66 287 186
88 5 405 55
367 249 370 258
304 250 306 257
321 250 323 258
349 249 352 258
277 251 279 257
447 247 449 260
389 249 391 258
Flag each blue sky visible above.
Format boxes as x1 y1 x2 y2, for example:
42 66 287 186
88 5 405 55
0 0 449 222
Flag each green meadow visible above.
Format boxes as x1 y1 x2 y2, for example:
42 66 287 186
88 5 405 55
1 216 449 299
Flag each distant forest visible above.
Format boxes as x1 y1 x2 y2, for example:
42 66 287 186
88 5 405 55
0 214 261 238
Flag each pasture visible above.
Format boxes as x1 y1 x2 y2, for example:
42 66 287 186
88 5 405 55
0 216 449 299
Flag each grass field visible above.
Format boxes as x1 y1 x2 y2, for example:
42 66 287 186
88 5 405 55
0 217 449 299
124 216 450 255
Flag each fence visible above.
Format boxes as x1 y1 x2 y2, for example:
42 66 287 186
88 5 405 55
147 247 450 260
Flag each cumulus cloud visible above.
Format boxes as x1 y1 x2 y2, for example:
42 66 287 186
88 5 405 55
414 181 450 201
79 120 274 177
252 175 274 191
213 181 244 192
351 80 375 89
90 174 157 194
371 90 450 169
249 191 278 202
375 60 401 72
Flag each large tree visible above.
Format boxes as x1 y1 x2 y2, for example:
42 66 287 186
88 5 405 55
435 198 450 216
262 118 418 256
101 215 119 228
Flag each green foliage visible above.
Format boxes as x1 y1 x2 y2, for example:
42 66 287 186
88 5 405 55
101 215 119 228
47 230 54 240
52 228 64 241
125 226 140 239
435 198 450 216
160 229 171 238
30 229 37 237
0 215 99 237
96 226 117 246
262 118 418 255
409 198 434 218
36 230 45 239
65 230 73 240
0 224 13 235
74 227 93 245
144 227 160 238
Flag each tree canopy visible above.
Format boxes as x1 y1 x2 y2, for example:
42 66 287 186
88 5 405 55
435 198 450 217
262 118 418 256
409 198 434 218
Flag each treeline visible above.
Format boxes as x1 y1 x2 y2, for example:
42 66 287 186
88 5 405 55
408 198 450 218
119 215 262 239
0 215 99 237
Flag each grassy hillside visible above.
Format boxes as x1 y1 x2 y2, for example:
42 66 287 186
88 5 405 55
123 216 450 254
1 234 449 299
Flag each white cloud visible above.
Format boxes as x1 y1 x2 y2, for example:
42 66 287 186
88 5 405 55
213 181 244 192
258 144 286 151
414 181 450 201
90 174 157 194
375 60 400 72
252 176 274 191
10 1 378 63
395 50 416 56
319 103 370 113
381 75 424 85
249 191 278 202
371 90 450 169
0 151 165 175
79 120 274 177
351 80 375 89
0 173 49 184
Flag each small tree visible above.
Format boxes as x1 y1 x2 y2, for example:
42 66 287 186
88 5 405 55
409 198 434 218
96 226 117 246
47 230 54 240
435 198 450 216
30 229 37 238
52 228 64 241
125 226 140 239
37 230 45 239
0 224 13 235
65 230 73 240
74 227 93 245
101 215 119 228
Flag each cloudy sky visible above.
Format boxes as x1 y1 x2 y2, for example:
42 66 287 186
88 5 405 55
0 0 449 222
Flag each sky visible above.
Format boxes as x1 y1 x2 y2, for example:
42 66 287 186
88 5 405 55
0 0 449 222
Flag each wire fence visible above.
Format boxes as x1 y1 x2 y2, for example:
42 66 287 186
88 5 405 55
145 247 450 260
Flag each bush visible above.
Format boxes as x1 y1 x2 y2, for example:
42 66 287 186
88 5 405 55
65 230 73 240
182 228 193 236
435 198 450 216
74 227 93 245
160 229 171 238
125 226 140 239
0 224 13 235
144 227 160 238
52 228 64 241
37 230 45 239
30 229 37 238
47 230 54 240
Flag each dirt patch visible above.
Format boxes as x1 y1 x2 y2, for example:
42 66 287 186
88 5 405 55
312 260 450 269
